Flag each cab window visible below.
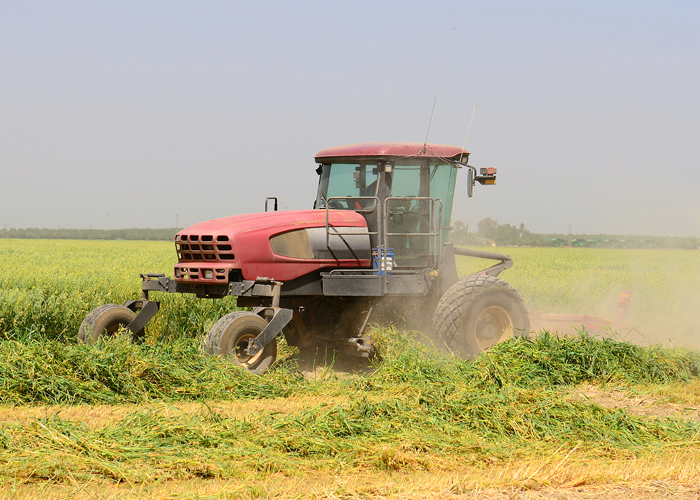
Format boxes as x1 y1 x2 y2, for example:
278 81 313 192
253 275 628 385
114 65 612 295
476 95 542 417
315 163 379 210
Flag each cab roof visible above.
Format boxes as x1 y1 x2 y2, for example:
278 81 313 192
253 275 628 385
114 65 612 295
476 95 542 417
315 142 469 162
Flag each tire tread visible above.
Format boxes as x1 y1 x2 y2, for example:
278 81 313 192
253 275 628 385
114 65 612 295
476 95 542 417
432 275 529 354
78 304 137 343
203 311 276 374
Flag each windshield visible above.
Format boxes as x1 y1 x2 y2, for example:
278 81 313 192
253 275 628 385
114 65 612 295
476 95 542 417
390 160 454 199
315 163 379 210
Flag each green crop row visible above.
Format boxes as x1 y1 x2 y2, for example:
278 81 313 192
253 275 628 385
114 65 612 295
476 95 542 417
0 240 236 342
1 240 699 345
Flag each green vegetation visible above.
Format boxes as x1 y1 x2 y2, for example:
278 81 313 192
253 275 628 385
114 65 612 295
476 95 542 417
1 239 700 495
1 327 697 406
0 240 227 342
0 329 699 486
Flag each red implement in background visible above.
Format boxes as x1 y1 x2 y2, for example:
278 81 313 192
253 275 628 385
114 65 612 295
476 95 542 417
528 291 632 335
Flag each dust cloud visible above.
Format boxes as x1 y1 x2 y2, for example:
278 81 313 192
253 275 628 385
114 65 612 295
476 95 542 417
524 249 700 349
623 290 700 349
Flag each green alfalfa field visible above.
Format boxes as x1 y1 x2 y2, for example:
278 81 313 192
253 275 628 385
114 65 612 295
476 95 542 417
1 239 700 499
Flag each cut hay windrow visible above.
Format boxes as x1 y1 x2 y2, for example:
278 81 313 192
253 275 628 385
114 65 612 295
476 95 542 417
372 328 700 389
471 332 700 387
0 327 699 484
1 327 698 407
1 388 698 484
0 336 299 405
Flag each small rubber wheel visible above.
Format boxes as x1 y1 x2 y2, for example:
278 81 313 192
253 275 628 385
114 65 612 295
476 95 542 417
432 275 530 358
203 311 277 374
78 304 142 343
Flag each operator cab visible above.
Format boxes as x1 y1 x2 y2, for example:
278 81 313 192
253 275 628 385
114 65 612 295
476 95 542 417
314 143 463 268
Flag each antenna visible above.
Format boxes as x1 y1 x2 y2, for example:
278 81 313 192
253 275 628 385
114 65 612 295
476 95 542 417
459 102 478 163
422 97 438 149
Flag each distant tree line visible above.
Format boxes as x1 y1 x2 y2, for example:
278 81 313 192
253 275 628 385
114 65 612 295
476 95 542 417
2 223 698 249
0 228 178 241
450 218 700 250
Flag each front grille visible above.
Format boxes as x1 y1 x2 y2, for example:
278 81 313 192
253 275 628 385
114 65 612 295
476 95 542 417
175 234 234 262
176 267 228 281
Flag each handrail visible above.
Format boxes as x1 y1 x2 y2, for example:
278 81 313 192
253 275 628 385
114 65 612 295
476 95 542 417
323 195 445 295
382 196 443 269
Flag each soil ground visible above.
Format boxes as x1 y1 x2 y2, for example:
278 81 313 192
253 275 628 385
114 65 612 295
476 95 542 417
2 385 700 499
570 385 700 421
1 478 699 499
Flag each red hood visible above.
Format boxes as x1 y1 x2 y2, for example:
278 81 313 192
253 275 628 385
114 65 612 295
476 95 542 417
177 209 367 238
174 209 371 282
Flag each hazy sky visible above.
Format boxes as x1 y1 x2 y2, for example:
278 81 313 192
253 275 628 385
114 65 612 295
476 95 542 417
1 1 698 236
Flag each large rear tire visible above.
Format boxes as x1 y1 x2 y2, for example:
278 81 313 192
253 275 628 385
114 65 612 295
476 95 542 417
432 275 530 358
78 304 142 343
204 311 277 374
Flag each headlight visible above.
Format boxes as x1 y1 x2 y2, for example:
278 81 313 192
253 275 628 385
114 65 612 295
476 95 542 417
203 269 213 280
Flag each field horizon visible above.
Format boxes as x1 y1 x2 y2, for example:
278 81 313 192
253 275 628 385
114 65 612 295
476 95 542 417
1 225 699 249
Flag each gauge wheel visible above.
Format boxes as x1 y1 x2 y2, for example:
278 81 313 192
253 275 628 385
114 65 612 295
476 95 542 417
78 304 143 343
204 311 277 374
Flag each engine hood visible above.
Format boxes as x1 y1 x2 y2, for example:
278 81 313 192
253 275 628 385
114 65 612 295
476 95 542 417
174 209 372 282
177 209 367 238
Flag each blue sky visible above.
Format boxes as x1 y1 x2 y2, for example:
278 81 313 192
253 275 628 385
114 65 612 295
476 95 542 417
1 1 698 236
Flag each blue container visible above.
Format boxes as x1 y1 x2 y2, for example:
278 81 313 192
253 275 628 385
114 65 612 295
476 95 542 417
372 247 394 276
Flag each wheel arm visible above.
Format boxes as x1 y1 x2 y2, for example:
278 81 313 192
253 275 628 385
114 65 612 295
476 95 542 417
453 246 511 262
453 246 513 278
246 307 293 357
136 273 293 350
470 259 513 278
140 273 176 298
123 300 160 334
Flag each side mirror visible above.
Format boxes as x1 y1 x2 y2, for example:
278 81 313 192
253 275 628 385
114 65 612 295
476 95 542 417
466 169 474 198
